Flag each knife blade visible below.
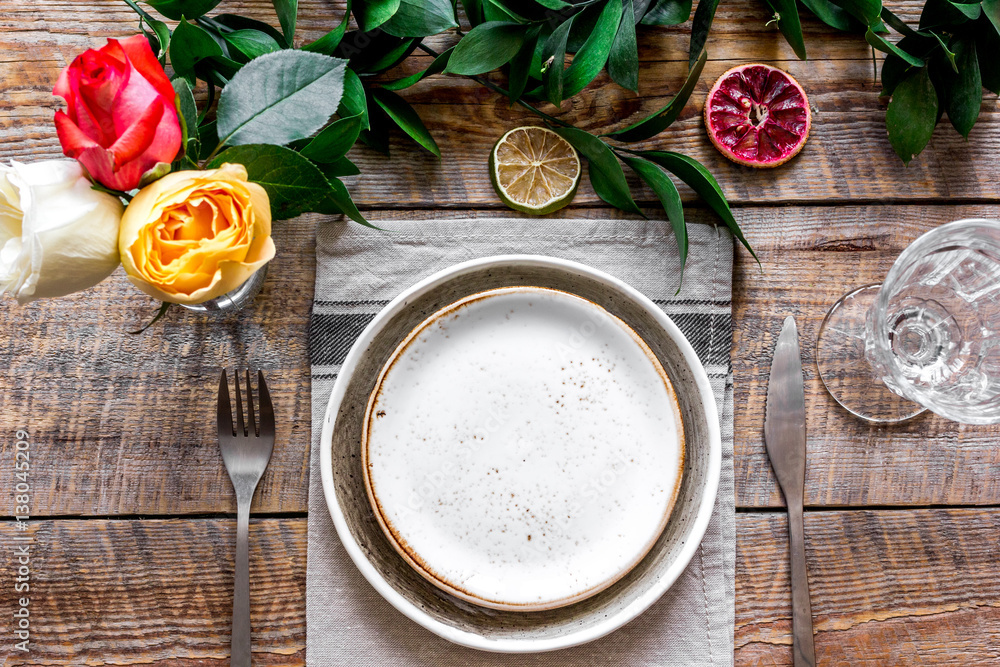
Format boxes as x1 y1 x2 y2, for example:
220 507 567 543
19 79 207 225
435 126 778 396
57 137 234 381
764 316 816 667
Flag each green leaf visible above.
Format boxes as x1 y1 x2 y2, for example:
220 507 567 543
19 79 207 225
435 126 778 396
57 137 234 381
317 156 361 178
879 7 923 37
300 114 364 163
340 68 369 129
638 150 757 262
554 127 642 215
508 26 542 102
353 0 401 31
124 0 171 59
604 49 706 142
609 1 639 91
983 0 1000 35
145 0 221 21
920 0 975 29
563 0 623 98
833 0 882 24
207 144 332 219
567 2 603 51
624 156 687 280
360 95 392 155
945 38 982 137
763 0 807 59
381 0 458 37
212 14 289 48
533 0 572 8
886 66 938 163
338 31 416 73
198 119 218 160
216 50 347 147
171 77 199 157
170 18 223 85
372 88 441 156
953 1 982 19
928 30 958 72
316 177 379 228
642 0 693 26
223 30 282 61
445 21 527 75
302 1 351 55
979 15 1000 93
272 0 297 42
462 0 486 26
541 16 574 106
384 46 454 90
866 28 925 66
130 301 172 335
879 35 936 95
689 0 720 66
802 0 862 31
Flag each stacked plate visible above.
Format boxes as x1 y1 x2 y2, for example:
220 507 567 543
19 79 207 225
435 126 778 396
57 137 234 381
320 256 720 652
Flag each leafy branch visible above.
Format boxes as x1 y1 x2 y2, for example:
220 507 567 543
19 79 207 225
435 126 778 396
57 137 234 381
697 0 999 162
125 0 757 275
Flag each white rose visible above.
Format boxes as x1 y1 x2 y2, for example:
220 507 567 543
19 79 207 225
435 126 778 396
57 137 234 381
0 159 123 304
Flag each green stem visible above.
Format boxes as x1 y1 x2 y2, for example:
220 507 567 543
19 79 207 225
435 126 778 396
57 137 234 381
201 140 226 167
91 183 133 202
415 42 570 128
198 83 216 125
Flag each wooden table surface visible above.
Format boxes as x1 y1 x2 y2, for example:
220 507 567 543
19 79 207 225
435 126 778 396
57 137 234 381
2 1 999 665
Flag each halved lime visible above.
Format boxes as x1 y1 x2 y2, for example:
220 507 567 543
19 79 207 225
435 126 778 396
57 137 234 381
489 126 581 215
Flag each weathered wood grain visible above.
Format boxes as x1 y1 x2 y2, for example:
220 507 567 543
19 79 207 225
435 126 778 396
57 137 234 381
736 509 1000 665
1 510 997 665
1 1 998 206
2 207 999 517
0 215 317 517
0 518 306 666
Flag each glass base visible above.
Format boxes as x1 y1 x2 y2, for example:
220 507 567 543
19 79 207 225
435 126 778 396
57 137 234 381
816 284 926 423
180 265 268 314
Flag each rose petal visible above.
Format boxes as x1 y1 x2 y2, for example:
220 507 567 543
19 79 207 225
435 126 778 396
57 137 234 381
109 99 164 168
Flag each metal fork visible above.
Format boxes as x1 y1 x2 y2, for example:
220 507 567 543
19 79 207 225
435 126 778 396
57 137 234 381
217 369 275 667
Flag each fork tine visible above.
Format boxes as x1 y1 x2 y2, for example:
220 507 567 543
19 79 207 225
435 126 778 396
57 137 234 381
246 369 257 437
235 369 245 436
218 370 234 437
257 370 275 436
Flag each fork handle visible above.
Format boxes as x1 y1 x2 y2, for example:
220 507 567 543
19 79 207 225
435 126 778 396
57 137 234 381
232 497 251 667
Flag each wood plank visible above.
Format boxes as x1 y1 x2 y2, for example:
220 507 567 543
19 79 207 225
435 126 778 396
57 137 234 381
1 509 998 664
1 2 998 205
736 509 1000 665
0 518 306 666
2 206 999 516
731 205 1000 508
0 215 317 517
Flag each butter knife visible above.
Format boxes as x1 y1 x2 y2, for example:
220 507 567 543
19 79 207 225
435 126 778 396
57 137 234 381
764 316 816 667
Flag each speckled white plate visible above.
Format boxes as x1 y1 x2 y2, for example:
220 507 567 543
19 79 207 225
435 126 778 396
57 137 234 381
320 256 720 653
361 286 685 611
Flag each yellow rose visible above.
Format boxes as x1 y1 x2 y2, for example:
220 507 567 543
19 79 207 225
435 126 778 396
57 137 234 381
119 164 275 305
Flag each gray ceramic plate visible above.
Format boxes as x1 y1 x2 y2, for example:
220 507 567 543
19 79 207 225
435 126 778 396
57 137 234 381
320 255 721 653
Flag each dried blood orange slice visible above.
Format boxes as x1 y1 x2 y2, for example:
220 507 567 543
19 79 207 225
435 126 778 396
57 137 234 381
704 63 811 168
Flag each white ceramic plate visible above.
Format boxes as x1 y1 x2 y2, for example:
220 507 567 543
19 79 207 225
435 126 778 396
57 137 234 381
361 286 686 611
320 256 720 653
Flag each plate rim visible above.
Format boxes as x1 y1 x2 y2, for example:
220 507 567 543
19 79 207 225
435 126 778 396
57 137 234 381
319 254 722 653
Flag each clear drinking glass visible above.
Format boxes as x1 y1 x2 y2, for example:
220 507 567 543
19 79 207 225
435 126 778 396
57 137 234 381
816 219 1000 425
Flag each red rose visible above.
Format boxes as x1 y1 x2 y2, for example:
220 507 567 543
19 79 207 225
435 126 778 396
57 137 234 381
53 36 181 191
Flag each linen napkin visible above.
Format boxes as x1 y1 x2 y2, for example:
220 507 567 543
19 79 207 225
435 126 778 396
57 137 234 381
308 217 735 666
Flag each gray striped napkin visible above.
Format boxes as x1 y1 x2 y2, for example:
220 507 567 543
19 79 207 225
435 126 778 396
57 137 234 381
307 218 735 666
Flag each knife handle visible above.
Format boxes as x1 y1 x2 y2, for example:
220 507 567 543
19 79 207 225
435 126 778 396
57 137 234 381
788 502 816 667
